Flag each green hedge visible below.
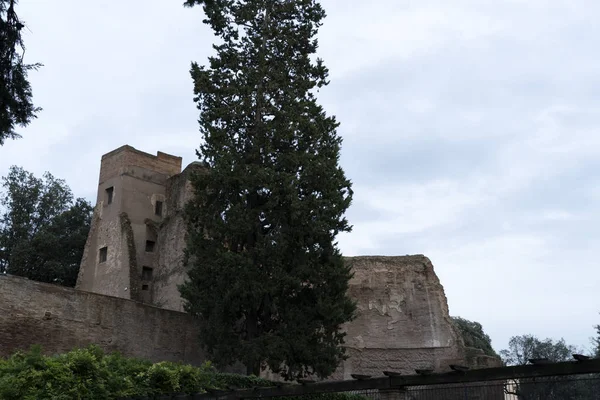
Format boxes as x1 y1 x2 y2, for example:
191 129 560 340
0 345 367 400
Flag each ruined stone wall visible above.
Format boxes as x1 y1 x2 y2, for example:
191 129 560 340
69 145 502 379
0 274 205 365
153 163 206 311
152 169 501 377
331 256 501 379
76 206 132 298
261 256 500 381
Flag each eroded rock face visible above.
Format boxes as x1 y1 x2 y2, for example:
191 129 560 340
262 256 502 381
345 255 456 350
324 256 461 378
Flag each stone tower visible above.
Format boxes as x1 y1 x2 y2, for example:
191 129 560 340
76 145 182 303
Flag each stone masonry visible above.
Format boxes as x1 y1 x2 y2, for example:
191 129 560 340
0 274 207 366
9 145 500 377
76 146 182 303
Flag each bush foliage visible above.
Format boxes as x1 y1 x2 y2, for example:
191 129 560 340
0 345 366 400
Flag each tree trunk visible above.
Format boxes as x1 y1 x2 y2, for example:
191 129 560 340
246 361 261 376
246 310 261 376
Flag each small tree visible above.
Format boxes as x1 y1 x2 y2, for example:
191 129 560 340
450 316 498 358
0 166 92 286
0 0 42 145
500 334 578 366
180 0 356 381
593 323 600 357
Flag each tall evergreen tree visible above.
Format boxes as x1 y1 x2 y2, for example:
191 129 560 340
0 0 41 145
179 0 355 381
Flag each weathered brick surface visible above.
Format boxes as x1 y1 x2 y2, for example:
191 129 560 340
328 256 502 379
0 275 205 365
260 256 502 381
154 162 206 312
79 146 183 302
99 145 182 184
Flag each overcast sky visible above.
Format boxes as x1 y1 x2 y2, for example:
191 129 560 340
2 0 599 354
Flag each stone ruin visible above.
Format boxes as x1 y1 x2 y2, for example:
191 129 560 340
0 145 501 379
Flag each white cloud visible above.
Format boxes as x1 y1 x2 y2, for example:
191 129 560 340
320 0 509 79
348 180 487 238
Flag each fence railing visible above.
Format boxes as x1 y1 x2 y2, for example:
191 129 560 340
121 356 600 400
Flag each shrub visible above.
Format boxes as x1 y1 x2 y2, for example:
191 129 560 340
0 345 228 399
0 346 367 400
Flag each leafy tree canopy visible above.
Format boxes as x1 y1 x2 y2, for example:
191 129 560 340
593 322 600 357
0 0 42 145
500 334 579 366
500 334 597 399
180 0 355 381
0 166 92 286
451 316 499 358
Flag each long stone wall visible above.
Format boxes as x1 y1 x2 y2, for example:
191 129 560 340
1 261 498 377
0 274 205 365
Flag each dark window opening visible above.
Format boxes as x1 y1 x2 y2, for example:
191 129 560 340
155 201 163 217
142 266 153 280
145 240 155 252
142 284 149 291
99 247 108 263
105 187 114 205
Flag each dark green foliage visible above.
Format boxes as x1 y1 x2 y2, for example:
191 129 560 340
0 166 92 286
500 334 579 366
0 345 242 399
450 316 498 358
180 0 355 381
0 0 42 145
0 346 368 400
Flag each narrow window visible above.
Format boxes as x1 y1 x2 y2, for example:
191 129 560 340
105 187 114 205
99 247 108 263
155 201 163 217
142 284 149 291
142 266 153 281
145 240 155 253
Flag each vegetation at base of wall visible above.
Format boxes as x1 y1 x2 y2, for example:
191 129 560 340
450 316 499 358
0 345 367 400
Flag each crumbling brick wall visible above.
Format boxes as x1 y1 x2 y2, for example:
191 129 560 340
0 274 206 365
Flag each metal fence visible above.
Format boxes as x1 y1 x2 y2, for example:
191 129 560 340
399 374 600 399
123 357 600 400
